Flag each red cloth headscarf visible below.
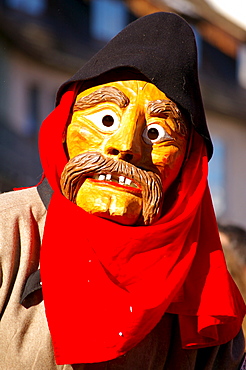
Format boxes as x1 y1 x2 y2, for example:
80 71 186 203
39 87 245 365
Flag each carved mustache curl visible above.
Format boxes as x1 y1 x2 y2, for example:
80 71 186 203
60 152 163 225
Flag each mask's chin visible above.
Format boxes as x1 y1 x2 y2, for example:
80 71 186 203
75 178 143 226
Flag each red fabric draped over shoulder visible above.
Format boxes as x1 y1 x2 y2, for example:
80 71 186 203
39 88 245 365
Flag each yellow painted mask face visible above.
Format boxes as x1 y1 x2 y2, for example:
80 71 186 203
61 80 188 226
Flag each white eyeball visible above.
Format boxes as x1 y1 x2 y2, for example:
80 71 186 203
84 109 120 132
143 123 173 144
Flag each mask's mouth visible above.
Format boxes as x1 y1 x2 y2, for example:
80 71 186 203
60 151 163 225
88 172 142 195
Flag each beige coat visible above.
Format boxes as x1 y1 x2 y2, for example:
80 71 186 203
0 185 244 370
0 186 65 369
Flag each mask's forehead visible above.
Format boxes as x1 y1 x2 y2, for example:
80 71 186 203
75 80 169 103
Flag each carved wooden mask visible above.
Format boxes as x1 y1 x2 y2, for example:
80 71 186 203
61 80 188 226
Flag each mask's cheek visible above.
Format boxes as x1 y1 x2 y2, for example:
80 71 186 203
66 120 104 159
152 144 186 192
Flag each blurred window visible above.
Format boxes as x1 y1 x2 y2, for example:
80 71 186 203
237 43 246 89
202 40 236 82
7 0 46 15
90 0 128 42
25 84 40 136
208 136 227 217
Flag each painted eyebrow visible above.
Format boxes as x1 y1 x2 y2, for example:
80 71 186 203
73 86 130 112
147 99 188 136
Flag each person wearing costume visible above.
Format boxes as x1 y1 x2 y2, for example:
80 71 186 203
0 12 245 370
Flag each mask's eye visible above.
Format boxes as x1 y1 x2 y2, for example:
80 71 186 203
83 109 120 132
143 123 173 144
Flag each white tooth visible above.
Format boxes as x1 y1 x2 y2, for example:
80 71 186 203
106 174 112 180
119 176 125 184
98 174 106 181
125 178 132 186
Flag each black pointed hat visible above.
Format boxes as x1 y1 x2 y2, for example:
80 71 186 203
57 12 213 158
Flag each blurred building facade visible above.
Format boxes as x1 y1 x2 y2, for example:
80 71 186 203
0 0 246 227
0 0 135 190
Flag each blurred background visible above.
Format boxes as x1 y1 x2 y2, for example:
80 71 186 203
0 0 246 229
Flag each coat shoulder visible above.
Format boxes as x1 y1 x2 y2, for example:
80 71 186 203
0 187 46 219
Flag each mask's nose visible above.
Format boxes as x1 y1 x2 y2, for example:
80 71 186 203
106 148 134 162
103 119 142 163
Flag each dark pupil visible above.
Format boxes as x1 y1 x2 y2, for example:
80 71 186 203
102 115 114 127
148 128 159 140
